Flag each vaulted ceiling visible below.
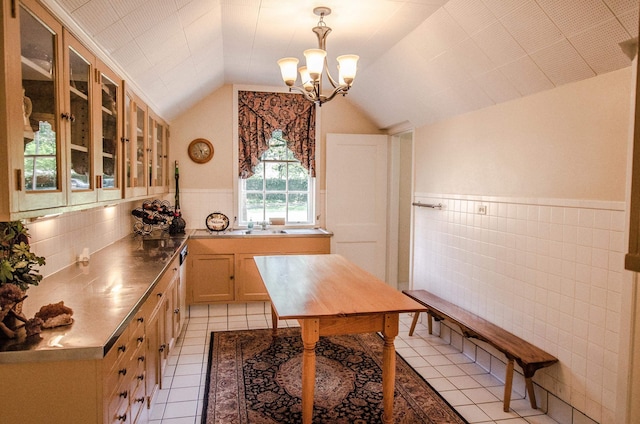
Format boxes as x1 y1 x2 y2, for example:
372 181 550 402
46 0 639 130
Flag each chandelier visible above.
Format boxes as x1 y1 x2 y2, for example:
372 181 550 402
277 7 359 106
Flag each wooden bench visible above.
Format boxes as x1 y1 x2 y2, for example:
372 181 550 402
402 289 558 412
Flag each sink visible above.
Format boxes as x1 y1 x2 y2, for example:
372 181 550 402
191 228 332 238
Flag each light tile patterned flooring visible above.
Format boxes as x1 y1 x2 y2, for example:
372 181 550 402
145 311 560 424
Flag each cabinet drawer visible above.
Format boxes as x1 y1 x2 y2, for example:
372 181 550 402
104 326 130 374
106 378 130 424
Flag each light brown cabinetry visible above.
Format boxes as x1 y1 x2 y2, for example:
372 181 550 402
0 0 165 220
187 236 330 303
102 255 183 424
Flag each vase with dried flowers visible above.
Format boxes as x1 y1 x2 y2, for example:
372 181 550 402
0 221 46 338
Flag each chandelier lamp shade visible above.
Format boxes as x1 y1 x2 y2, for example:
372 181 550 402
277 7 359 106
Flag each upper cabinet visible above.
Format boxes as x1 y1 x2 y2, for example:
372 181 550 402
0 0 168 220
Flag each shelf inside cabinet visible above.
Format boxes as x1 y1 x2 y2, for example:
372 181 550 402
21 56 53 81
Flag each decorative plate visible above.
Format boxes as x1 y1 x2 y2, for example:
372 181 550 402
206 212 229 232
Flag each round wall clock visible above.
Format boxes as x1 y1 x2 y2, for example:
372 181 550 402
206 212 229 232
188 138 214 163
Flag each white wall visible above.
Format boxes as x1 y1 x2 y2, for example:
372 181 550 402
411 68 633 424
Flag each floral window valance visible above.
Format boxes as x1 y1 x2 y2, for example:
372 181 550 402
238 91 316 179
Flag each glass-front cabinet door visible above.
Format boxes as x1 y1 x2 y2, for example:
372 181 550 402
148 110 168 195
124 90 149 198
97 62 122 202
65 35 95 205
15 0 67 212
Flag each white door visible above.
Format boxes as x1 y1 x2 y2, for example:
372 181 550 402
326 133 388 281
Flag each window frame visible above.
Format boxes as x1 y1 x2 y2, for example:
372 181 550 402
233 85 321 228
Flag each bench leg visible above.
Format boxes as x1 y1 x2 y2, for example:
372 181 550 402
526 377 537 409
409 312 420 336
427 312 433 334
503 359 514 412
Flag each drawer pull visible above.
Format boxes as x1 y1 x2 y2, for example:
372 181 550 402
118 368 127 376
136 374 144 381
137 317 144 323
117 345 126 353
137 336 144 344
174 308 179 314
159 344 166 353
138 355 145 363
157 293 163 298
119 391 127 399
134 397 145 404
117 413 127 422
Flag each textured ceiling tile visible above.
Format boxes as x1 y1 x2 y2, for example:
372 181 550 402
569 18 633 74
444 0 496 36
474 69 521 104
178 0 219 27
109 0 148 18
602 0 639 14
110 41 144 67
121 0 177 37
453 78 495 111
72 0 120 35
95 20 133 54
500 0 564 54
536 0 615 37
185 10 223 55
531 39 596 86
617 8 639 37
450 37 495 78
56 0 91 13
500 56 554 97
472 21 527 67
412 8 468 61
480 0 523 19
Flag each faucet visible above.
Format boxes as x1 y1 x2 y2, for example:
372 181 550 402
258 220 271 230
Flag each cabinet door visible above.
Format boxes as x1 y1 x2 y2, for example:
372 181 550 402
96 62 122 202
145 308 160 406
235 254 269 301
148 111 168 195
123 89 148 199
65 33 96 205
189 254 234 303
16 0 67 211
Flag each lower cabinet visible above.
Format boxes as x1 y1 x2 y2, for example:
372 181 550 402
103 255 183 423
188 236 331 303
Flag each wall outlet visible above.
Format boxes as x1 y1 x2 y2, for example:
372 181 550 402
477 205 487 215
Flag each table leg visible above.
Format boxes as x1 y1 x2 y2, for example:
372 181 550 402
270 304 278 335
301 319 319 424
382 313 399 424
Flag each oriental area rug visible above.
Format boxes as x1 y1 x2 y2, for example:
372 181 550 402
202 328 467 424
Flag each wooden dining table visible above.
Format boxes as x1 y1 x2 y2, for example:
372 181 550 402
253 254 426 424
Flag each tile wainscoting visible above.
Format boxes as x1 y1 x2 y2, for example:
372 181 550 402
411 193 628 424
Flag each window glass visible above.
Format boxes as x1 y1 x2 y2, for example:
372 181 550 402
239 130 313 225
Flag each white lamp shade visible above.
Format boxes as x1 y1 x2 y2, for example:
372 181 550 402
303 49 326 81
337 54 359 86
277 57 299 86
298 66 314 92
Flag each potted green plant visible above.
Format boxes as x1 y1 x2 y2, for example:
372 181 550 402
0 221 46 338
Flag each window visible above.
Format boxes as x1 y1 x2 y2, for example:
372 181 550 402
24 121 58 190
239 130 314 225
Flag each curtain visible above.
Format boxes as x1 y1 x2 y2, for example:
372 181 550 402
238 91 316 178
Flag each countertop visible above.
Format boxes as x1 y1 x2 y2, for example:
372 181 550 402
190 227 333 238
0 232 188 363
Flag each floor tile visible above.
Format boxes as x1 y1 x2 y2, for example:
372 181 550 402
147 310 561 424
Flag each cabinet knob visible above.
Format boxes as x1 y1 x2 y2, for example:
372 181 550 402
159 344 166 353
138 355 145 363
117 413 127 422
118 368 127 376
119 391 127 399
118 345 126 353
137 317 144 323
174 308 179 314
136 374 144 381
157 293 163 298
230 275 234 280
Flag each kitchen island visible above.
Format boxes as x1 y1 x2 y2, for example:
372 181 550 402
0 231 189 424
